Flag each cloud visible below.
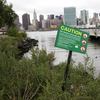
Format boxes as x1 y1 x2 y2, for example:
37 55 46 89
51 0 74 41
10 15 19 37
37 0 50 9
7 0 100 22
7 0 100 13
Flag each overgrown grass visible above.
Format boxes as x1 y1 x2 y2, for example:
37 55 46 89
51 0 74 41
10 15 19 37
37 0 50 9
0 36 100 100
6 26 27 40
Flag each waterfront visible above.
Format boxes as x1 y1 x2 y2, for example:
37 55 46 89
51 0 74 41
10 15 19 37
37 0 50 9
27 31 100 75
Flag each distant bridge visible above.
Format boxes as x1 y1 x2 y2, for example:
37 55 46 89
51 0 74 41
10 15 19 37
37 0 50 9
79 28 100 37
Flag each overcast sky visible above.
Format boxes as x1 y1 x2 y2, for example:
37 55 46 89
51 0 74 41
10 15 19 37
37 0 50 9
7 0 100 22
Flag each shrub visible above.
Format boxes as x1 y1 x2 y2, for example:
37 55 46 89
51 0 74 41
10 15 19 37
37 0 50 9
0 38 100 100
0 36 19 57
7 27 27 40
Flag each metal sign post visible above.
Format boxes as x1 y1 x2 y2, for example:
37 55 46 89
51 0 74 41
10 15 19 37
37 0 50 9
62 50 72 91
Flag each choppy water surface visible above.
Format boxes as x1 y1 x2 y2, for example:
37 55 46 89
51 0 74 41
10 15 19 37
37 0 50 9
27 31 100 75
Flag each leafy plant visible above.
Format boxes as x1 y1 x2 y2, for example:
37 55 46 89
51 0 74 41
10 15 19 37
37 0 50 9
0 0 17 28
7 26 27 40
0 37 100 100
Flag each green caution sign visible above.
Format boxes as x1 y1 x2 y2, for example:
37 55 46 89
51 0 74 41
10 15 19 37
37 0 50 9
55 25 90 54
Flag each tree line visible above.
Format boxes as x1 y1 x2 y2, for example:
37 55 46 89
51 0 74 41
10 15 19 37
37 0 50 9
0 0 17 28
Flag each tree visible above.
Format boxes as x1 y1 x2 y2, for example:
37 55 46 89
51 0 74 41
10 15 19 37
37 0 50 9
0 0 17 28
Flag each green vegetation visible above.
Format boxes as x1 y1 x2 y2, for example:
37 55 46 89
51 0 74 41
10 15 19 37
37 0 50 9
6 26 27 39
0 0 100 100
0 0 26 40
0 36 100 100
0 0 17 28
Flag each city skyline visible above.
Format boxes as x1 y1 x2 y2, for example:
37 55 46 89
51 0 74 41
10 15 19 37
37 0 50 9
7 0 100 22
20 9 100 31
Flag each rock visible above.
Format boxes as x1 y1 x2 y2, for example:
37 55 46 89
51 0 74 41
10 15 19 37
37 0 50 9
17 38 38 57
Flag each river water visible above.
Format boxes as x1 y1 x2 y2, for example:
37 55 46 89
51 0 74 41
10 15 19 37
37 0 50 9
27 31 100 75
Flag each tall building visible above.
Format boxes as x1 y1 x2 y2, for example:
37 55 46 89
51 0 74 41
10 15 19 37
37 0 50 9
80 10 89 25
50 14 54 19
32 9 38 30
42 20 47 29
93 13 98 19
91 13 100 26
39 15 44 22
33 9 37 21
64 7 76 26
55 15 63 26
39 15 44 28
47 14 54 20
22 13 30 30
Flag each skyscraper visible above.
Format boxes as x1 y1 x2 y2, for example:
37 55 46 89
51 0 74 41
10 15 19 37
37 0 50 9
33 9 37 21
39 15 44 28
50 14 54 19
64 7 76 26
47 15 54 20
92 13 99 26
22 13 30 30
80 10 89 25
32 9 38 30
39 15 44 22
93 13 98 19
